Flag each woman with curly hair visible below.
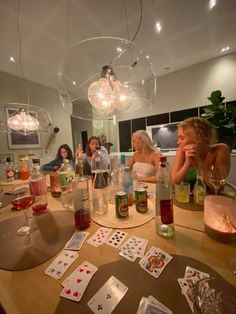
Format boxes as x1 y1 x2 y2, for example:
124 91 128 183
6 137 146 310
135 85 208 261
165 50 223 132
171 117 230 192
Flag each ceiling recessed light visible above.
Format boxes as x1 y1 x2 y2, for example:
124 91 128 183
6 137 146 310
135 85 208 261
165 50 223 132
10 56 15 62
221 46 230 53
209 0 217 10
72 81 76 86
155 21 162 33
145 55 150 59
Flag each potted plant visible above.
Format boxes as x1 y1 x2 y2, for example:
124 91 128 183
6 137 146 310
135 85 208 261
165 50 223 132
201 90 236 150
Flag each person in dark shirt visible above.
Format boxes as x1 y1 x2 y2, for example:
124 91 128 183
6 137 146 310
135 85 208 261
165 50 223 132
42 144 74 171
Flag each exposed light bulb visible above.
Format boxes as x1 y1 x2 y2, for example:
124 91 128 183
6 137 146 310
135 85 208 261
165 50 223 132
10 56 16 62
7 109 39 132
155 21 162 33
209 0 217 10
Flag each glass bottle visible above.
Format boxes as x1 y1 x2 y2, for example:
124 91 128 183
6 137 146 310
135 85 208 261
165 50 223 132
193 169 206 206
155 156 175 238
58 159 75 207
29 163 48 214
75 144 84 179
123 167 134 206
91 147 109 215
5 157 14 181
72 178 90 230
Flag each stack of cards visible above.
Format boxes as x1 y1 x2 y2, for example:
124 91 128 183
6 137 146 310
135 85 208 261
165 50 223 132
60 261 98 302
44 250 78 279
87 227 112 247
136 295 172 314
139 247 173 278
105 230 128 248
87 276 128 314
177 266 210 312
119 236 148 262
65 231 89 250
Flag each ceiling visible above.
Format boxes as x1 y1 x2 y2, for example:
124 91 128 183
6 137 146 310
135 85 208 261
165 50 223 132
0 0 236 90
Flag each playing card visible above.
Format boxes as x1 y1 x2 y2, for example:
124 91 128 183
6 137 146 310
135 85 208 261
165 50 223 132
119 250 137 262
105 230 128 248
87 227 112 247
119 236 146 256
135 239 148 258
65 231 89 250
60 261 98 302
147 296 172 314
184 266 210 280
44 250 78 279
177 276 199 312
87 276 128 314
139 247 173 278
61 261 98 287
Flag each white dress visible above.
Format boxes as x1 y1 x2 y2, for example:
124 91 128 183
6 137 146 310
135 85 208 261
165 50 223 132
133 162 157 177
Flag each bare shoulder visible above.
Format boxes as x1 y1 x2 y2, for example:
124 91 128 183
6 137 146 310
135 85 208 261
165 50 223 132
210 143 230 154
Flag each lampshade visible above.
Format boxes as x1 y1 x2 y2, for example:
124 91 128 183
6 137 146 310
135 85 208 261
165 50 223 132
7 109 39 132
57 37 156 122
0 103 52 135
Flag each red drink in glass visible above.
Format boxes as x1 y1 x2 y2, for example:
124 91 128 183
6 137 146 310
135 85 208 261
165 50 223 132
12 195 36 210
32 203 48 215
74 209 90 230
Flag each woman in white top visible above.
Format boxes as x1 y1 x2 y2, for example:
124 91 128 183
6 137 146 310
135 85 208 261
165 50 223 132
126 130 161 182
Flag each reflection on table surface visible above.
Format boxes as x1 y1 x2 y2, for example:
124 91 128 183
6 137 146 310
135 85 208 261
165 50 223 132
0 182 235 314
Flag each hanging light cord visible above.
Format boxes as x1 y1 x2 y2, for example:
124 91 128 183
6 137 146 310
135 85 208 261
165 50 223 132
109 0 143 67
16 0 30 105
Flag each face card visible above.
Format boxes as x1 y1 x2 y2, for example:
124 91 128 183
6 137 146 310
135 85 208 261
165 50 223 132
87 276 128 314
177 276 199 312
184 266 210 280
65 231 89 250
44 250 78 279
139 247 173 278
105 230 128 248
87 227 112 247
119 236 146 256
61 261 98 287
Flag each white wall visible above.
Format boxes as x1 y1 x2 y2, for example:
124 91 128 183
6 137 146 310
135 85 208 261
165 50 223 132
0 71 73 166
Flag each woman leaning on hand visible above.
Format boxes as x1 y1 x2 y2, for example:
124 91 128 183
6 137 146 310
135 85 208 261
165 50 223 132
171 117 230 192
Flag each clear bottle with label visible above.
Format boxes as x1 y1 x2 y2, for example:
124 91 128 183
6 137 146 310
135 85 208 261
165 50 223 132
58 159 75 207
29 162 48 214
5 157 14 181
193 169 206 206
19 158 29 180
75 144 85 179
72 178 90 229
155 156 175 238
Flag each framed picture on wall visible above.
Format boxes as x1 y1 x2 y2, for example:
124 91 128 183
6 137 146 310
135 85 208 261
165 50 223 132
5 107 41 149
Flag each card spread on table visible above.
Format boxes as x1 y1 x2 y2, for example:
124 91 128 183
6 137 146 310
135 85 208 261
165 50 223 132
65 231 89 250
105 230 128 248
60 261 98 302
139 246 173 278
119 236 146 256
87 276 128 314
177 266 210 312
87 227 112 247
44 250 78 279
119 250 137 262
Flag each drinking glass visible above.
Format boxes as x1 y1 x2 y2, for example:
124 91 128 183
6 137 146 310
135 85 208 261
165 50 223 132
11 195 36 236
208 165 227 195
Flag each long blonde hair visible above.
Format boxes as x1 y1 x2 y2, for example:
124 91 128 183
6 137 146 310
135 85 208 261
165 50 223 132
132 130 155 152
178 117 217 146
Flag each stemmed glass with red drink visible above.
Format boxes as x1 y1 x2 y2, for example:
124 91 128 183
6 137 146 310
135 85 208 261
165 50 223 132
11 195 36 236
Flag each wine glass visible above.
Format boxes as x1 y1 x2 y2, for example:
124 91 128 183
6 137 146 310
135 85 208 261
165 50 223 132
11 195 36 236
208 165 227 195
